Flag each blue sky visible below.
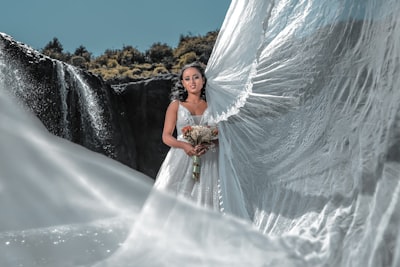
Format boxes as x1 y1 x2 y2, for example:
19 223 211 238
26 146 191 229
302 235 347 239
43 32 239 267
1 0 231 56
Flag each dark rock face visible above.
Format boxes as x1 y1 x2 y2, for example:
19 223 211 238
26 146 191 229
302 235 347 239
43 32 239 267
111 76 176 178
0 33 174 178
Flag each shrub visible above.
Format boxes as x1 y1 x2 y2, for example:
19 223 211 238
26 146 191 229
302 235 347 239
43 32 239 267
176 52 198 69
98 68 120 80
70 56 87 68
107 59 119 68
138 63 154 71
117 66 129 74
120 45 145 65
120 69 135 79
41 30 219 81
131 68 142 75
153 66 169 75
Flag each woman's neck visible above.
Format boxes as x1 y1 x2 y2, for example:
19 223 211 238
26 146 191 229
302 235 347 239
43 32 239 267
185 97 203 104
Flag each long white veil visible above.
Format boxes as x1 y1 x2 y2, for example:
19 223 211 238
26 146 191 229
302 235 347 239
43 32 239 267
206 0 301 219
205 0 400 265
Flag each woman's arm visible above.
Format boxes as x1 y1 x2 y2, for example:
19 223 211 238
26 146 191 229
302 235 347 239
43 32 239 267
162 101 195 156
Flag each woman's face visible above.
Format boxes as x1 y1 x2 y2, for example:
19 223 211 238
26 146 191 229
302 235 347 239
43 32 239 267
181 67 205 94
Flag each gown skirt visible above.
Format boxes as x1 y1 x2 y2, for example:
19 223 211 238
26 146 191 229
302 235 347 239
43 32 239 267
154 103 221 211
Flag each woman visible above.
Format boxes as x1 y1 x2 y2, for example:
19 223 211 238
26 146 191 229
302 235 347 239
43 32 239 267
154 62 221 211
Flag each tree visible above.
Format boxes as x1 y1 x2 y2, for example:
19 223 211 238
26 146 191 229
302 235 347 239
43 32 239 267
42 37 66 61
146 42 173 65
74 45 91 62
120 45 145 65
174 31 218 65
42 37 63 54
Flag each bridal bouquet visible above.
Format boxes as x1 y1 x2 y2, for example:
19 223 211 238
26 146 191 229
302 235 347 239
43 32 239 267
181 125 218 181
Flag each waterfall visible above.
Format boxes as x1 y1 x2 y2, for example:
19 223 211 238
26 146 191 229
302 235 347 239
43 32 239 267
56 61 71 139
65 64 109 143
0 32 117 159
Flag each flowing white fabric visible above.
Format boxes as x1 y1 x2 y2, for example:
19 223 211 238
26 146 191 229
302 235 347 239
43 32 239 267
1 0 400 265
0 90 302 266
205 0 400 266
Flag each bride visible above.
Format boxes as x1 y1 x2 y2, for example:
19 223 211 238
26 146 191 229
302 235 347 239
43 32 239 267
153 62 221 211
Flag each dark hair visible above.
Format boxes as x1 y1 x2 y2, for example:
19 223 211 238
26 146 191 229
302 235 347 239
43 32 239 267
170 62 207 101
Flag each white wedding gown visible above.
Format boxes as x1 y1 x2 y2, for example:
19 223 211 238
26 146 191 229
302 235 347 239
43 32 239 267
154 101 221 211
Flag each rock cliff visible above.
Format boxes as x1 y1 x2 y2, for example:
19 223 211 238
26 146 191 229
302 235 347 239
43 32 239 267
0 33 174 178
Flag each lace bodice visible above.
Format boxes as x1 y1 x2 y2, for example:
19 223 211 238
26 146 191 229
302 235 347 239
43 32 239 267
176 102 210 140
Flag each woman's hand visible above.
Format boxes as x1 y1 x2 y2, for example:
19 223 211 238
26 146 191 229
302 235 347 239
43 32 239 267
182 142 197 156
194 144 209 156
182 143 210 157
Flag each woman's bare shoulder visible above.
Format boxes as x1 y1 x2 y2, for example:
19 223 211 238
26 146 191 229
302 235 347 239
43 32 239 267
166 99 180 114
168 99 180 109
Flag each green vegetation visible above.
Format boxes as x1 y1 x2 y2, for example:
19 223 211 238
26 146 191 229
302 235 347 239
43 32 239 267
41 31 219 81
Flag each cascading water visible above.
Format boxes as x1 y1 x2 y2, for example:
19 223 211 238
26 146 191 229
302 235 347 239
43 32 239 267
56 61 71 139
55 60 111 153
65 64 109 144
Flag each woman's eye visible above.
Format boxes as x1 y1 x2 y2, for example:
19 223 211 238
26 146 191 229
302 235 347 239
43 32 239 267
183 75 200 81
